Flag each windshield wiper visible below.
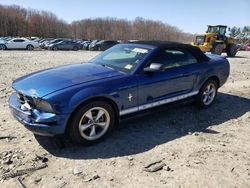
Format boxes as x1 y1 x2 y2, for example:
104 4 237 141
92 61 116 71
100 63 115 70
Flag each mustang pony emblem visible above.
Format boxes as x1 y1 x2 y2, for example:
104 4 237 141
128 93 133 102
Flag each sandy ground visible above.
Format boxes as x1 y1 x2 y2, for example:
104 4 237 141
0 50 249 188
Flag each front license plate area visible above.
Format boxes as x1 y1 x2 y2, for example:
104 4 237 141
11 108 31 123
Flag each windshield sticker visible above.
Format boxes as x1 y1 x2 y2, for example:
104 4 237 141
132 48 148 54
124 64 133 69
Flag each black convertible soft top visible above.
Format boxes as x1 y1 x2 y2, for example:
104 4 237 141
129 40 210 62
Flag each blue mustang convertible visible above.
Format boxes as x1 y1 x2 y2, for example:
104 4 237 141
9 41 230 145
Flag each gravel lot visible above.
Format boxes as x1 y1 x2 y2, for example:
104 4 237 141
0 50 250 188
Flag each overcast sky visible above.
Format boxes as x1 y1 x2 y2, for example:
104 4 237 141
1 0 249 34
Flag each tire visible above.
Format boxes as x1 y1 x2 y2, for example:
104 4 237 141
73 46 79 51
26 45 34 51
195 79 218 109
226 44 237 57
211 43 223 55
69 101 115 145
53 46 58 51
0 44 6 50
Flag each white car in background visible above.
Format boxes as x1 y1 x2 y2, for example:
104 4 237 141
0 38 39 50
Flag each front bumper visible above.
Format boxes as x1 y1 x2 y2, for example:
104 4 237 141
8 93 68 136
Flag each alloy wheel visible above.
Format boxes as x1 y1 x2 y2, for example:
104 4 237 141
78 107 110 141
27 45 34 50
202 83 216 105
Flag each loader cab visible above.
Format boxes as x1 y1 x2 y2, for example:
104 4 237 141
207 25 227 35
207 25 227 41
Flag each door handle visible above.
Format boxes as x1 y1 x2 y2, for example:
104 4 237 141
182 72 191 77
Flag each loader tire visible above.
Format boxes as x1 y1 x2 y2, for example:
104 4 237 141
226 44 237 57
211 43 223 55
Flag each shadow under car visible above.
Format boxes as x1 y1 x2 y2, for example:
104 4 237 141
34 92 250 159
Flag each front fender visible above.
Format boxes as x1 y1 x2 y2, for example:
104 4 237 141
67 87 120 114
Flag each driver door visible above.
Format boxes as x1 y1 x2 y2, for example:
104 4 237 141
137 48 200 106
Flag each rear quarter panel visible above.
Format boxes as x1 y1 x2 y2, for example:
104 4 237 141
195 54 230 90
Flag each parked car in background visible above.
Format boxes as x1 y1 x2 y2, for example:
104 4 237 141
29 37 40 41
39 38 53 49
94 40 119 51
0 38 39 50
0 38 5 50
0 37 12 42
9 41 230 145
43 38 64 49
82 41 92 50
241 44 250 51
48 40 82 51
88 40 100 50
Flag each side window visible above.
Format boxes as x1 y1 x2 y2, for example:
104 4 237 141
13 39 25 42
219 27 226 35
150 49 198 69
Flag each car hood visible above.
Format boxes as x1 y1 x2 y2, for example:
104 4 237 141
12 63 123 97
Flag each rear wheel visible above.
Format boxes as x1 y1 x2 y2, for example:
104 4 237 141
211 43 223 55
69 101 115 145
226 44 237 57
73 46 79 51
26 45 34 51
196 79 218 109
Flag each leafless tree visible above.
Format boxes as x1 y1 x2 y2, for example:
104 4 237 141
0 4 195 42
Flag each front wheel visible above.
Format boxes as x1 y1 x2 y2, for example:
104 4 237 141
211 43 223 55
69 101 115 145
226 44 237 57
0 44 6 50
52 46 58 51
196 79 218 109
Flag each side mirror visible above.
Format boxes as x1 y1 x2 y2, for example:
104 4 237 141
143 63 164 73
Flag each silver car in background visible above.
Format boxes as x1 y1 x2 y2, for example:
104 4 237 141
0 38 39 50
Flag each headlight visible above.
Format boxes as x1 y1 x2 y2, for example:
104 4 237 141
33 98 54 113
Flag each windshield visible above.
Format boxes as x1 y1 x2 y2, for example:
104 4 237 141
207 26 220 33
90 44 152 73
207 26 226 35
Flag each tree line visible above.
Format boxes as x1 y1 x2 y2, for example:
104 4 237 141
70 17 194 42
0 5 68 38
0 4 194 42
229 26 250 44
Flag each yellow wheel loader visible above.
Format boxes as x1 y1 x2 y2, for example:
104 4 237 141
191 25 238 57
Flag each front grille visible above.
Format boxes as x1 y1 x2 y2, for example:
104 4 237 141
195 35 205 45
